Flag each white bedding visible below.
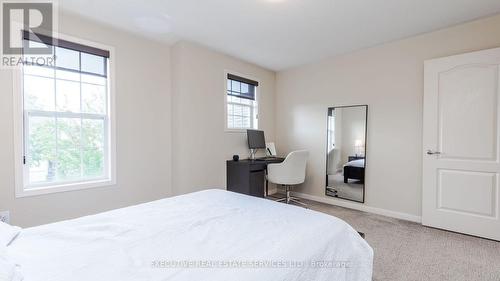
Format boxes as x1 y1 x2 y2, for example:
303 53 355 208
6 189 373 281
0 222 21 247
344 159 365 168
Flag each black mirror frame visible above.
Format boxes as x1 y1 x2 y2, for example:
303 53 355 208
325 105 368 203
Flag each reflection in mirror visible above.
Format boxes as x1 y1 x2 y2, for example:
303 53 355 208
326 105 367 203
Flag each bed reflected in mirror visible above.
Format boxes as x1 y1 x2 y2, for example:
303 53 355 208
325 105 367 203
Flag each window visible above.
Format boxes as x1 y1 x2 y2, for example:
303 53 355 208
328 109 336 151
15 32 115 196
225 73 259 130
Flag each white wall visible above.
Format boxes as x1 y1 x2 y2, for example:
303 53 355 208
275 14 500 219
339 107 366 164
0 13 173 227
171 42 276 195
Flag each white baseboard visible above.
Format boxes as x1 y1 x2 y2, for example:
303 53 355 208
292 192 422 223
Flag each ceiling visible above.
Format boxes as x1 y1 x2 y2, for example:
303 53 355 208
59 0 500 71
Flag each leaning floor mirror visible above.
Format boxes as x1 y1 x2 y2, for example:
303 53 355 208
325 105 367 203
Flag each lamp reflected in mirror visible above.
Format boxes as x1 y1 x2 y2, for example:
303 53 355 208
354 139 364 157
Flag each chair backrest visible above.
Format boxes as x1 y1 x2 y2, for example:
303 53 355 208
266 142 277 156
267 150 309 185
283 150 309 180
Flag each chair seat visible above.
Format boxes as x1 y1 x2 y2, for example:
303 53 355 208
267 179 305 185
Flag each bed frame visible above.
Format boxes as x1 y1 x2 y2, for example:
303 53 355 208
343 166 365 183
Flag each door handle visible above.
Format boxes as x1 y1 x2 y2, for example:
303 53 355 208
426 150 441 155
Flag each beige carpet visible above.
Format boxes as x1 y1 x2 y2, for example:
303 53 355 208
301 199 500 281
327 172 364 202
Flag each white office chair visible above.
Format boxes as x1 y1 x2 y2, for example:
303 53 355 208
267 150 309 207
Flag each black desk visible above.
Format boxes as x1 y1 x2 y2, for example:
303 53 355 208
226 158 285 198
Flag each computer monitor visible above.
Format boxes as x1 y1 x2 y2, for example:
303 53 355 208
247 130 266 149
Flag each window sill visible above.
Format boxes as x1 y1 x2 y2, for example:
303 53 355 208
225 127 258 133
16 178 116 198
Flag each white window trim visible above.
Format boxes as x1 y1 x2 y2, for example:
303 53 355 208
13 32 117 198
223 70 260 133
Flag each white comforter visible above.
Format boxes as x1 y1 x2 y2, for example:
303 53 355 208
344 159 365 168
6 189 373 281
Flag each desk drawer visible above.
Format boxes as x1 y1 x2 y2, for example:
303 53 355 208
249 163 266 172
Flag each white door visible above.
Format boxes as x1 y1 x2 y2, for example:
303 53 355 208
423 48 500 241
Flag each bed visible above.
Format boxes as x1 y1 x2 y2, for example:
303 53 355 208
2 189 373 281
343 159 365 183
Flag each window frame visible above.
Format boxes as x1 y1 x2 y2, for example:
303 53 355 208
13 32 116 198
224 70 260 133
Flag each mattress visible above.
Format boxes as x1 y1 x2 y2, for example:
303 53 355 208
344 159 365 168
5 189 373 281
